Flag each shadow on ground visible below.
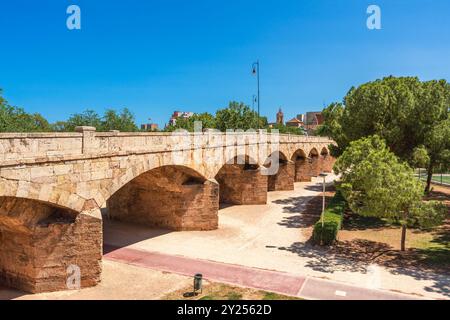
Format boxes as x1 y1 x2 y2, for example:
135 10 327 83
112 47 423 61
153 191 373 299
0 286 27 300
102 219 173 254
278 238 450 298
275 183 450 298
272 195 317 228
273 187 335 229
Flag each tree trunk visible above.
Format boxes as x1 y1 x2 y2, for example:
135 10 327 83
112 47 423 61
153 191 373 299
425 161 434 193
401 224 407 252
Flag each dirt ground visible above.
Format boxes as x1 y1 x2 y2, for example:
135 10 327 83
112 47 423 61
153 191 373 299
163 281 301 300
0 260 192 300
301 183 450 276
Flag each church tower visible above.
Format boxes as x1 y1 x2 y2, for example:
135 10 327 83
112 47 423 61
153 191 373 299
276 108 284 125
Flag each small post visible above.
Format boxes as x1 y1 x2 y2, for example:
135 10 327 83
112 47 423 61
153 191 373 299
193 273 203 295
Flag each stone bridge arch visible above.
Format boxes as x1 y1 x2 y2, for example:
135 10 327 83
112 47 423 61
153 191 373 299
291 149 312 182
264 151 294 191
106 165 218 231
214 155 267 205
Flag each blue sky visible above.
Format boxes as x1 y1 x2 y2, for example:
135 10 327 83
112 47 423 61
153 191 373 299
0 0 449 127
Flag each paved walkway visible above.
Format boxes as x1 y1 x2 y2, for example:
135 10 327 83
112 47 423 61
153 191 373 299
104 245 418 300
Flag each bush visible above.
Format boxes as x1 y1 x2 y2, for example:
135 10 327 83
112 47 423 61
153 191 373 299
312 191 346 245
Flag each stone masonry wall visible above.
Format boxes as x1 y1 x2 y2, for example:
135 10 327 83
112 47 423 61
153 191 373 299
107 166 219 231
294 158 312 182
310 156 321 177
267 162 294 191
0 197 102 293
215 164 267 205
321 155 336 173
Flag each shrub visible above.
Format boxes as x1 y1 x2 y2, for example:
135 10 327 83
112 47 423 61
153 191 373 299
312 191 346 245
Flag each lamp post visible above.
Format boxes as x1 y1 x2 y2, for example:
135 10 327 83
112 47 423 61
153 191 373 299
252 60 260 129
252 94 257 129
319 172 328 227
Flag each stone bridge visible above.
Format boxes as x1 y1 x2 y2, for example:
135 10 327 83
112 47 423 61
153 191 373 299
0 127 335 293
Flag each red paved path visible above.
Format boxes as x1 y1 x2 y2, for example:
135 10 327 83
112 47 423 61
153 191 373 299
103 245 420 300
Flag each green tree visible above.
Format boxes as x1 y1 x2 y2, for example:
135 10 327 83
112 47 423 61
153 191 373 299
267 123 305 135
101 108 138 132
320 77 450 189
165 112 216 132
334 135 446 251
215 101 264 131
51 121 70 132
316 102 345 156
0 89 51 132
63 109 102 131
55 108 138 132
421 117 450 191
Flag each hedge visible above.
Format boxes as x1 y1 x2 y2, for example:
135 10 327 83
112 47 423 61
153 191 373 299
312 191 346 245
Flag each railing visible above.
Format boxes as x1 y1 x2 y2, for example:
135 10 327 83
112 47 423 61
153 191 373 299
416 168 450 187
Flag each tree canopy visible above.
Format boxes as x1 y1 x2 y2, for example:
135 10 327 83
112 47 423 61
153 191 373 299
53 108 138 132
0 90 52 132
165 112 216 132
215 101 267 131
166 102 273 133
334 135 446 250
267 123 305 135
319 76 450 190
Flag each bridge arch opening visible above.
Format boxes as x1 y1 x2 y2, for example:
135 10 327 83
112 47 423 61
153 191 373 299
264 151 294 191
0 196 101 293
291 149 312 182
214 156 267 205
106 165 219 232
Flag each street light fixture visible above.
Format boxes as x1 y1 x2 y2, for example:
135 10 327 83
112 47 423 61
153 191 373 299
319 172 328 228
252 60 260 129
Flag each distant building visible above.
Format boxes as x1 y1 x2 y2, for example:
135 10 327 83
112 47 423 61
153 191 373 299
304 111 324 133
141 123 159 131
286 117 304 128
276 108 284 125
296 114 305 123
168 111 194 126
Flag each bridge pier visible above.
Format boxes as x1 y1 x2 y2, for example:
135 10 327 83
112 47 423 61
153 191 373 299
320 154 335 173
215 162 267 205
309 148 321 177
267 160 295 191
294 158 312 182
0 197 102 293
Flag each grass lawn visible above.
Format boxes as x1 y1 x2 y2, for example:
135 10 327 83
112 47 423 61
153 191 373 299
163 282 302 300
431 176 450 185
418 174 450 185
336 185 450 271
338 217 449 268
